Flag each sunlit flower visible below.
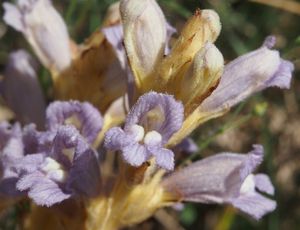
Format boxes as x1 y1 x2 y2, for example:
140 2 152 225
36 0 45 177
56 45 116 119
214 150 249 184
0 0 295 229
116 0 294 147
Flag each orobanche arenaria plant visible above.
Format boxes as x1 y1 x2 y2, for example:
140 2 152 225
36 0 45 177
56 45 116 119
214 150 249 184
0 0 294 229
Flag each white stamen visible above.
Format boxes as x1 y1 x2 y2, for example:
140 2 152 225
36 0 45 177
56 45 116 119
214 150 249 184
144 130 162 146
40 157 67 183
41 157 62 172
128 124 145 142
240 174 255 194
47 169 67 183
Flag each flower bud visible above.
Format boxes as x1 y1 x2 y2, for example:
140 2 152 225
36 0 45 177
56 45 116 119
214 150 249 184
157 9 221 86
180 43 224 115
120 0 167 90
3 0 71 73
168 37 294 147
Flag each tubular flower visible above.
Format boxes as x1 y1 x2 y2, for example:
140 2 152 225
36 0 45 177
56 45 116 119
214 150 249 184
162 145 276 220
169 36 294 145
0 0 295 229
17 125 101 206
1 50 46 128
3 0 71 73
0 100 103 208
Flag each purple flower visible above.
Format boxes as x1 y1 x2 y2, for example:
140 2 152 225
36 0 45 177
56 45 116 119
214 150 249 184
46 101 103 144
162 145 276 220
0 122 24 197
1 50 46 129
16 125 101 207
12 101 103 206
199 36 294 115
3 0 71 72
104 92 184 170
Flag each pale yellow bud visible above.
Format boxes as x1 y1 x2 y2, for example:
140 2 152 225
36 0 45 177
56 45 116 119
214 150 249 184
157 9 221 88
181 43 224 115
120 0 167 90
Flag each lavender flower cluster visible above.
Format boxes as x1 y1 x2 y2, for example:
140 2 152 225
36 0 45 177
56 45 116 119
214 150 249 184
0 0 295 229
0 101 102 206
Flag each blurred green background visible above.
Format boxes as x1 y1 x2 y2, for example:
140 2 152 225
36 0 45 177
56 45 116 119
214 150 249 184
0 0 300 230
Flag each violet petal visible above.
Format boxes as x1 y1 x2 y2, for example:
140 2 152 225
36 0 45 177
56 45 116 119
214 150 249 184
151 147 174 171
162 145 276 219
254 174 275 195
17 171 71 207
230 190 276 220
125 92 184 143
17 124 102 206
46 101 103 144
67 142 101 197
1 50 46 128
104 127 136 150
122 143 148 167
